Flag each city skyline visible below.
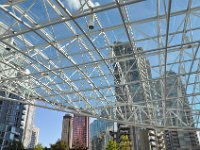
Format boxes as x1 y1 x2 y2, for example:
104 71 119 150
0 0 200 149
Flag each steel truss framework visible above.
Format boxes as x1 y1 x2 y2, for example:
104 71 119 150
0 0 200 131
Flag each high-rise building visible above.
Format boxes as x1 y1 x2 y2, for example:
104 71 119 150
61 114 73 148
113 42 199 150
71 115 89 149
29 127 39 149
22 105 35 148
0 22 35 149
61 114 89 149
90 119 114 150
113 42 152 150
154 71 199 150
0 92 35 149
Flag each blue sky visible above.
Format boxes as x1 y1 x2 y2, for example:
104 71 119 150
34 107 65 147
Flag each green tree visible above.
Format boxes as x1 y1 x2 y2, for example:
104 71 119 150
119 135 132 150
34 144 44 150
5 140 25 150
50 140 68 150
106 140 118 150
72 139 87 150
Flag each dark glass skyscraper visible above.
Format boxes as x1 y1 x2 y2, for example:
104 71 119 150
90 119 114 150
112 42 200 150
113 42 151 150
154 71 199 150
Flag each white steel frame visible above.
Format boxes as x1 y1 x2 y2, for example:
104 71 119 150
0 0 200 131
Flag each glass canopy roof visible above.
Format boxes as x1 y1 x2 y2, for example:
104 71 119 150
0 0 200 131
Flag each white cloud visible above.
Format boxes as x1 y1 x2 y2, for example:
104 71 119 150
87 1 100 8
66 0 100 10
66 0 80 10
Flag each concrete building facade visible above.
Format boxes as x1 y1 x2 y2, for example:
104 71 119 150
61 114 73 148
